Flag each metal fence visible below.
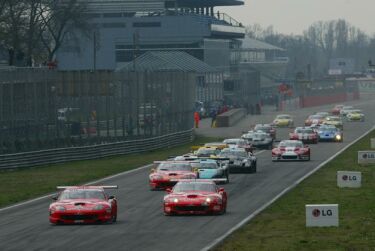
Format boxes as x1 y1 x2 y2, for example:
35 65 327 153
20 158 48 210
0 68 196 154
0 129 194 169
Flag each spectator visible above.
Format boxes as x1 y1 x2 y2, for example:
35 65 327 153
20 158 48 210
194 111 200 128
210 109 217 128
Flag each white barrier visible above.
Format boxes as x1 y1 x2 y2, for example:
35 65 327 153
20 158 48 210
358 151 375 164
337 171 362 188
371 138 375 149
306 204 339 227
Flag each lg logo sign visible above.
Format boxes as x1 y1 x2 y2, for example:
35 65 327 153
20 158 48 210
358 151 375 164
342 175 357 181
306 204 339 227
337 171 361 188
312 209 333 217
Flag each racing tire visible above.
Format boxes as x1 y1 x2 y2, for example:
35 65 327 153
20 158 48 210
251 163 257 173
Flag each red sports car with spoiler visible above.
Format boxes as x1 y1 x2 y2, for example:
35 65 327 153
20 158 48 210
163 180 227 215
289 127 318 144
149 161 198 190
272 140 310 161
49 186 118 224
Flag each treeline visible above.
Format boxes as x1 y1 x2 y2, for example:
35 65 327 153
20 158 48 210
246 19 375 78
0 0 88 66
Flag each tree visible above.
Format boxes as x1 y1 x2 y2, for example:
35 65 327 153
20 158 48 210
38 0 89 61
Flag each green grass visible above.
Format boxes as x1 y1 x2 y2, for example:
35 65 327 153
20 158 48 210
216 130 375 251
0 136 220 208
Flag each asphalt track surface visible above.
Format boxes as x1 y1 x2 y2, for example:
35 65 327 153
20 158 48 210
1 97 375 251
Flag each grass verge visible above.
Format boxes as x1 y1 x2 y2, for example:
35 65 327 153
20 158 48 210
215 130 375 251
0 136 220 208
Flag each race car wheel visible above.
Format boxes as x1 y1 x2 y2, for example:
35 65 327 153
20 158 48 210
251 163 257 173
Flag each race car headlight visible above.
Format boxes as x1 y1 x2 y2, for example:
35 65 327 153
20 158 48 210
205 197 212 203
335 135 342 140
173 198 179 203
93 204 104 210
54 206 66 212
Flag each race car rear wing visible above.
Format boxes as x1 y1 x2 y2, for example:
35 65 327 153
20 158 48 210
56 186 118 190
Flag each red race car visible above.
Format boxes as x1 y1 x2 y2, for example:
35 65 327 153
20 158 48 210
304 114 324 126
163 180 227 215
49 186 118 224
272 140 310 161
331 104 344 115
149 161 198 190
289 127 318 144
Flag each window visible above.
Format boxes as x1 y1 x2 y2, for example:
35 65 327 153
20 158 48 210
133 22 161 28
102 23 126 28
103 13 122 18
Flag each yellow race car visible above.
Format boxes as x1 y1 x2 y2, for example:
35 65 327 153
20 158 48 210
272 114 294 127
194 146 221 158
323 116 343 129
346 110 365 122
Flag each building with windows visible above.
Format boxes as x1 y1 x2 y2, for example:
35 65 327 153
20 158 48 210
57 0 245 72
230 37 288 98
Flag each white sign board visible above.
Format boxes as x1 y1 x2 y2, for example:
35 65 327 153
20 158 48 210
306 204 339 227
337 171 362 188
358 151 375 164
371 139 375 149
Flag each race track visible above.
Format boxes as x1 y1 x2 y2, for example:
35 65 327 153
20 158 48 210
1 97 375 251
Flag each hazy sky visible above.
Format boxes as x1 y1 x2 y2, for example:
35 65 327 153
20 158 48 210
219 0 375 35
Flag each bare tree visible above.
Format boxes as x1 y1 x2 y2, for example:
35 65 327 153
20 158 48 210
38 0 89 61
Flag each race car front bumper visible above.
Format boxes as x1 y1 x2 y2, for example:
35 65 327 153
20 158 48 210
272 154 309 161
164 202 223 215
50 210 112 224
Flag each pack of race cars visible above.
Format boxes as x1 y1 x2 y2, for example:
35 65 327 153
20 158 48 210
49 104 364 223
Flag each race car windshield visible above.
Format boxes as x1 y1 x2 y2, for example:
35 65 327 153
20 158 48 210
279 141 303 148
320 127 337 132
59 190 105 200
191 162 217 169
157 163 192 171
197 149 217 155
223 139 240 145
277 115 290 119
309 115 322 119
253 133 267 140
173 183 216 192
220 151 247 158
296 128 313 134
326 117 340 121
255 125 271 132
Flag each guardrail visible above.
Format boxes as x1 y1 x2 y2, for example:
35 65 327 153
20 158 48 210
0 129 194 169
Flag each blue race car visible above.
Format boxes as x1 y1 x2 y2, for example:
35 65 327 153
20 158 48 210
317 125 343 142
190 159 229 183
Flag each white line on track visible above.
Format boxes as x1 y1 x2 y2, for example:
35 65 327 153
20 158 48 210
0 150 266 213
201 125 375 251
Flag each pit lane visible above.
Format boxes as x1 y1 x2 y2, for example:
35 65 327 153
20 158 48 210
0 97 374 251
